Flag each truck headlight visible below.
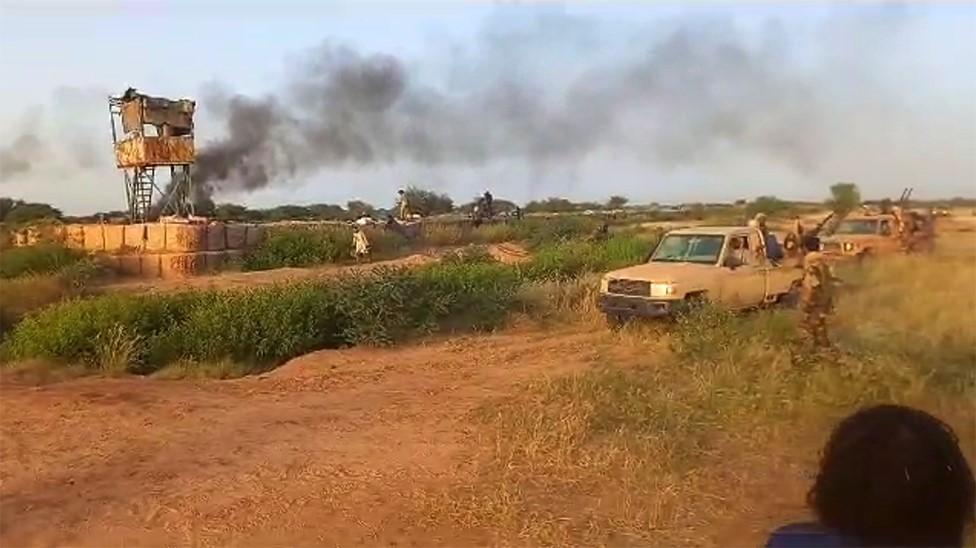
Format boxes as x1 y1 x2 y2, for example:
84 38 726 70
649 283 674 298
843 242 855 252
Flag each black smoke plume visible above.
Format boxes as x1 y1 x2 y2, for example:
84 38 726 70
193 19 832 198
0 134 44 183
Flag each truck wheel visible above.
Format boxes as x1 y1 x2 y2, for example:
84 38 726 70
605 313 626 330
674 292 707 316
777 283 801 308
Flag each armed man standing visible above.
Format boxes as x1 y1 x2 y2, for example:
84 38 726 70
799 234 837 348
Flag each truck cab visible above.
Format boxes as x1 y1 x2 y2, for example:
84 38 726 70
597 226 802 321
820 214 899 260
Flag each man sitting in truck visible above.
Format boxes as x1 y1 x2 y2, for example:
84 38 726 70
726 236 750 267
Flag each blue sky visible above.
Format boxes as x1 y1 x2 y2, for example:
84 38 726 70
1 1 974 214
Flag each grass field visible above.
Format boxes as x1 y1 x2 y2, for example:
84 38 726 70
0 228 972 546
413 241 976 545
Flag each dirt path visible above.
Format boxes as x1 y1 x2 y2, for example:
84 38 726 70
102 243 529 294
102 252 441 294
0 327 598 546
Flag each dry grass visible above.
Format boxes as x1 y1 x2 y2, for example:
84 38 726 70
0 258 102 336
92 323 143 375
514 274 604 325
415 236 976 546
151 358 257 380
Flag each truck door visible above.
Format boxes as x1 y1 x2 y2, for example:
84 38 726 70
723 234 767 308
749 230 773 301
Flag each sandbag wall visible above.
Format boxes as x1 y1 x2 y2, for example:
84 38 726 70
17 223 265 278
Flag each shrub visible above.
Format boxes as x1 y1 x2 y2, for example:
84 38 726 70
422 223 467 247
0 258 104 336
0 257 520 373
403 186 454 216
243 226 353 270
243 225 414 270
519 235 652 282
367 228 411 258
523 217 595 248
0 244 85 279
477 223 520 244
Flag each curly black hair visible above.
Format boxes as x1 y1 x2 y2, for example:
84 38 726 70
809 405 975 547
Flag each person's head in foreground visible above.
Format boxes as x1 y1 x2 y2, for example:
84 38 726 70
768 404 975 547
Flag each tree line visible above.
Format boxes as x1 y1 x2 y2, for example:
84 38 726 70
2 185 973 225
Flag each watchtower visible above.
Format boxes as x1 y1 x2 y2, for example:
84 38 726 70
109 88 196 221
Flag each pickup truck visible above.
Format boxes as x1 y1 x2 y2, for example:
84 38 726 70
598 226 802 322
819 214 900 260
820 213 934 259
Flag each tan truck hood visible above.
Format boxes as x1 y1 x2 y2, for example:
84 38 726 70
605 261 717 286
822 234 879 243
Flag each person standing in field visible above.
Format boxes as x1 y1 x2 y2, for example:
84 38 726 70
799 234 835 348
396 189 411 221
483 190 494 219
352 225 371 263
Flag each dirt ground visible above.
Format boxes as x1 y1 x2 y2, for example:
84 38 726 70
0 327 608 546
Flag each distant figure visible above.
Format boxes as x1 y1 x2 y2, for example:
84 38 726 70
472 203 483 228
483 190 494 218
352 225 371 262
767 405 975 548
799 235 835 348
589 221 609 242
513 206 523 220
396 189 410 221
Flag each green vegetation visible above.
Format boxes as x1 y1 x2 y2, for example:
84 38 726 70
0 244 85 279
829 182 862 214
242 226 354 270
606 195 629 209
0 248 102 336
518 236 651 281
0 231 655 374
1 257 521 374
241 217 603 272
0 197 62 224
745 195 790 217
403 186 455 216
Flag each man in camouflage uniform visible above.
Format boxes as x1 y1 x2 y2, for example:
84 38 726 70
799 235 836 348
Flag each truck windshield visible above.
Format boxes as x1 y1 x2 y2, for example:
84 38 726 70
834 220 878 235
650 234 725 264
